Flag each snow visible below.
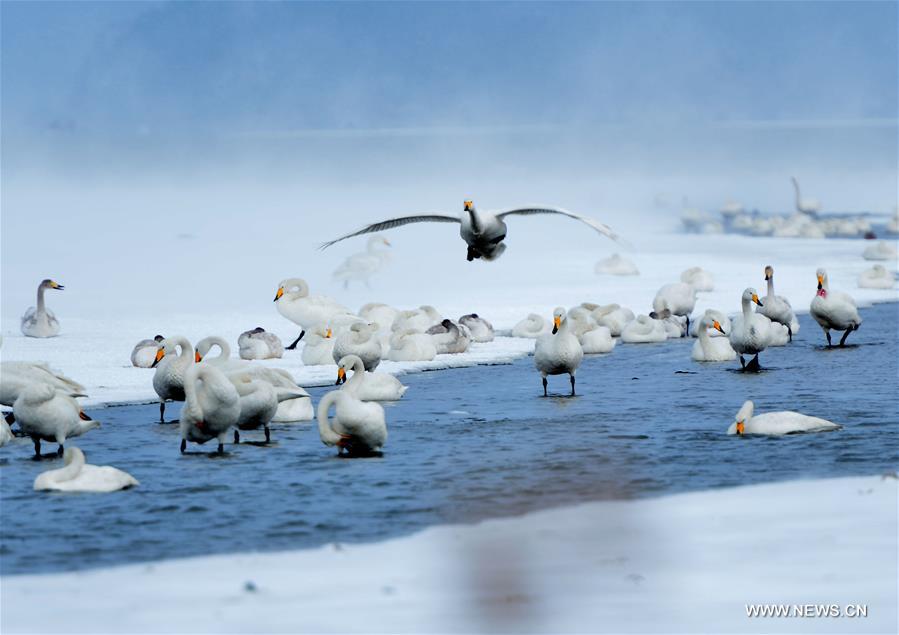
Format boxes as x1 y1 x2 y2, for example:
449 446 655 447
2 474 895 633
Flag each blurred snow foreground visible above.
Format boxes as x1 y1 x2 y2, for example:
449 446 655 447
3 474 896 633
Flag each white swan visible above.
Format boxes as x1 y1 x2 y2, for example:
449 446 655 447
459 314 494 343
228 374 307 443
332 322 382 370
534 308 584 396
862 240 898 261
620 315 668 343
578 324 615 354
317 366 387 455
727 400 841 436
651 282 697 335
321 200 621 262
335 354 407 402
13 384 100 457
858 264 895 289
757 265 798 342
180 363 240 454
729 288 772 370
427 319 471 354
1 418 14 447
21 279 64 338
34 447 138 492
131 335 164 368
679 267 714 292
1 361 86 408
332 235 392 289
152 335 194 423
791 176 820 215
274 278 352 349
359 303 399 332
391 306 442 333
301 326 336 366
691 311 736 362
238 328 283 360
594 253 639 276
387 328 438 362
584 303 634 337
512 313 551 339
810 268 862 346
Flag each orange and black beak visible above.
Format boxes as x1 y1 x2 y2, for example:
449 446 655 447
195 351 202 363
336 367 346 385
325 328 332 339
273 287 284 302
713 320 725 335
752 293 763 307
552 315 561 334
463 200 474 212
736 420 745 435
51 281 65 290
151 348 165 368
817 274 824 290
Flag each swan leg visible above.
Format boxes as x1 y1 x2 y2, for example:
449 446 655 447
745 354 761 372
739 355 745 369
217 442 224 454
285 331 305 350
264 425 271 444
57 444 64 457
180 439 186 454
4 412 15 425
542 377 548 397
569 374 576 396
824 329 832 347
32 437 41 459
787 325 793 343
839 327 854 347
159 402 165 423
233 430 240 444
684 316 690 338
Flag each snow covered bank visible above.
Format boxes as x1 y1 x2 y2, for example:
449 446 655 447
2 474 895 633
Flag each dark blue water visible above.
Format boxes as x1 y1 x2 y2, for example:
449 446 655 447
1 303 896 575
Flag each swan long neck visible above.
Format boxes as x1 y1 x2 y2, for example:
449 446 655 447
466 207 481 234
183 366 202 419
54 448 86 483
286 278 310 299
346 358 366 391
316 391 343 445
766 277 775 298
36 284 47 315
792 177 801 209
742 296 753 318
698 321 711 348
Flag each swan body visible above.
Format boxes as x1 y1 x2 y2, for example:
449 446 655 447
862 240 897 261
729 288 772 368
238 328 283 360
359 303 399 332
13 384 99 456
512 313 551 338
180 363 240 453
691 311 736 362
757 266 798 342
391 306 442 333
727 400 841 436
332 322 382 370
459 314 494 342
620 315 668 343
652 282 696 334
21 279 64 338
34 447 138 492
152 336 193 421
586 304 635 337
301 326 336 366
334 354 406 401
534 308 584 396
594 253 639 276
387 329 437 361
1 362 85 407
318 356 387 454
791 176 820 215
858 265 895 289
228 374 306 441
427 319 471 354
810 268 862 346
274 278 353 349
332 235 392 288
688 309 731 338
680 267 714 292
578 324 616 354
131 335 164 368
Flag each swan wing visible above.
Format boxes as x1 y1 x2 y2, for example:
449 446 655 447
320 214 460 250
495 207 622 243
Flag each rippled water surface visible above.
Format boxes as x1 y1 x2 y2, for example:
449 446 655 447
2 303 897 575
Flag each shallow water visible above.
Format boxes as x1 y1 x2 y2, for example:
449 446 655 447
1 303 896 575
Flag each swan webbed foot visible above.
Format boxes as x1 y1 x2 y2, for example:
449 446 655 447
745 355 762 372
233 430 240 444
542 377 548 397
839 327 854 347
264 425 271 444
285 331 305 350
180 439 187 454
570 375 576 396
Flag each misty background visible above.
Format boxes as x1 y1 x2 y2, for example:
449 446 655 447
2 1 896 320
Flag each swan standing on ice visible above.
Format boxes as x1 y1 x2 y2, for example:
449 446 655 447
332 322 382 370
534 308 584 396
387 329 437 361
274 278 352 349
680 267 714 292
757 265 798 342
512 313 550 339
459 314 494 342
427 319 471 354
34 447 138 492
13 384 99 457
594 254 639 276
651 282 697 336
810 268 862 346
152 336 194 423
858 264 895 289
317 358 388 455
180 363 240 454
238 328 283 360
21 279 65 338
620 315 668 343
862 240 898 261
791 176 820 215
335 354 407 402
1 362 85 408
332 235 392 289
691 311 736 362
727 400 841 436
729 288 771 370
320 200 620 262
131 335 164 368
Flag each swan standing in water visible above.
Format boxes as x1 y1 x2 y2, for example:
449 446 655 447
651 282 696 336
858 264 895 289
34 447 138 492
332 322 382 370
810 268 862 346
459 314 494 342
273 278 352 349
21 279 65 338
680 267 714 292
511 313 550 338
620 315 668 343
13 384 99 457
757 265 798 342
594 253 639 276
131 335 164 368
317 359 387 455
691 311 736 362
238 328 283 360
320 200 620 262
180 363 240 454
791 176 820 215
387 329 437 361
229 374 306 444
727 400 841 436
534 308 583 396
335 354 407 401
1 362 85 408
152 336 194 423
729 288 771 371
427 319 471 354
332 235 392 289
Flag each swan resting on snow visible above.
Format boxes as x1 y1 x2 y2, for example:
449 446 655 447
301 326 337 366
21 279 65 338
13 384 100 457
680 267 714 292
861 240 897 262
595 253 639 276
34 447 138 492
511 313 550 338
534 308 584 396
274 278 352 349
427 319 471 354
317 357 388 455
238 328 283 360
131 335 165 368
858 264 895 289
335 354 407 401
459 314 494 342
332 322 382 370
729 288 771 371
727 400 841 436
810 268 862 346
387 329 437 361
651 282 696 336
320 199 620 262
691 310 736 362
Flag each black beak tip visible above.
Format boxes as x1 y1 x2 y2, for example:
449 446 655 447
551 326 558 334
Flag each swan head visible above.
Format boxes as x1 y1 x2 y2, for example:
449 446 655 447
273 286 284 302
40 279 65 291
153 334 164 342
734 400 754 436
336 355 363 385
152 346 165 367
463 200 475 212
742 288 763 307
764 265 774 281
551 307 566 334
816 268 828 290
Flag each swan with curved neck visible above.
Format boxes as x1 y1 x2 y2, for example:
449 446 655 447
332 322 382 370
152 335 194 423
33 447 138 492
757 265 797 342
180 363 240 454
317 356 387 455
13 384 100 458
728 400 841 436
620 314 667 343
534 308 584 396
21 279 65 338
387 328 437 361
810 268 862 346
728 288 771 370
858 264 895 289
512 313 549 338
791 176 820 215
651 282 696 337
273 278 351 349
691 310 736 362
427 319 471 354
131 335 165 368
238 328 283 360
459 314 494 343
334 353 407 402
